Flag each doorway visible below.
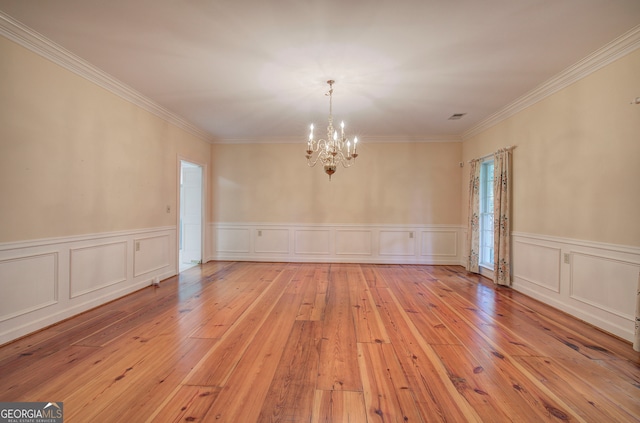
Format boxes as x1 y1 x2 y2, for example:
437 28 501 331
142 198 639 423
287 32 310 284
179 160 203 271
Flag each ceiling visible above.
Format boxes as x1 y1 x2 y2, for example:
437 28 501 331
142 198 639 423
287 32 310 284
1 0 639 143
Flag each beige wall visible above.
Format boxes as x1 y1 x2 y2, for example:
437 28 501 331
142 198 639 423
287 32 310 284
5 26 637 249
462 49 640 247
0 36 212 243
211 141 462 225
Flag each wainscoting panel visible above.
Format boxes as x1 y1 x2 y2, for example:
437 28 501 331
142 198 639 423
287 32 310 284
421 230 458 257
513 240 561 293
511 232 640 342
0 252 58 322
70 241 127 298
379 230 416 256
133 235 171 277
209 223 463 264
335 230 372 256
295 229 331 255
0 227 176 345
254 228 289 254
216 228 251 253
570 252 637 320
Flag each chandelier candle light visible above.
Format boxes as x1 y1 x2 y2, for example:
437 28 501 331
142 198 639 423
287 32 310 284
305 80 359 180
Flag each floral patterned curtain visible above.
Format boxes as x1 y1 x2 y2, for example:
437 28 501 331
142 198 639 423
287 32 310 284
493 148 512 286
466 159 481 273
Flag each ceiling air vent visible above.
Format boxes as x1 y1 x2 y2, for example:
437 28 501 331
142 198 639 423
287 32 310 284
448 113 467 120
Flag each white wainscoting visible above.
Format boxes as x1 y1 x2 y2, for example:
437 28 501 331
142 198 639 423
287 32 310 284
336 230 372 256
208 223 463 265
511 232 640 342
70 241 127 298
0 252 58 322
295 229 331 256
0 227 176 345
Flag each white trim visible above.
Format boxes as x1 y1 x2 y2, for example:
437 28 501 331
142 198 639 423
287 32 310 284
569 252 638 320
511 231 640 342
419 230 458 257
69 240 128 298
213 135 462 144
133 234 172 277
2 10 637 145
1 276 155 347
463 24 640 140
177 156 208 271
0 11 216 144
0 252 59 322
478 266 494 280
0 226 177 251
0 227 177 345
214 222 463 230
511 231 640 257
512 239 562 293
208 222 464 265
512 281 634 340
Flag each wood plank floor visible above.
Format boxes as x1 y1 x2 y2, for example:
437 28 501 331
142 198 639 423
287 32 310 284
1 262 639 422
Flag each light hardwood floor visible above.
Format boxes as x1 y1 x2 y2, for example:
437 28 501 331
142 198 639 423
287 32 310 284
1 262 639 422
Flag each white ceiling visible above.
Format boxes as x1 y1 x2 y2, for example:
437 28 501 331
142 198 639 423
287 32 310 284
1 0 639 142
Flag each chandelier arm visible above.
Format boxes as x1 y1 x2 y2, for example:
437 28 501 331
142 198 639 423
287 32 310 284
335 151 355 168
307 152 323 167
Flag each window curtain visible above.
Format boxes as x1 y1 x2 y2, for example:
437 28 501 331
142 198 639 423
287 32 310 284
493 148 512 286
466 159 481 273
634 272 640 351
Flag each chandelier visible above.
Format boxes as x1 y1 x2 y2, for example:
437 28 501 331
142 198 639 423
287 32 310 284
305 80 359 180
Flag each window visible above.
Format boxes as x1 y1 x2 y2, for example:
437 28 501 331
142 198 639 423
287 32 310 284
479 159 494 268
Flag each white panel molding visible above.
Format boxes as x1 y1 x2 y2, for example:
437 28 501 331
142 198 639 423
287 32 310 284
0 226 177 252
379 230 416 257
210 223 463 264
0 12 215 144
511 231 640 256
0 227 176 345
216 228 251 253
463 24 640 140
335 230 373 256
214 135 462 144
254 228 290 254
70 241 128 298
569 252 638 321
511 231 640 342
510 275 634 341
133 234 171 277
0 252 58 322
295 229 331 255
513 240 562 293
420 230 458 257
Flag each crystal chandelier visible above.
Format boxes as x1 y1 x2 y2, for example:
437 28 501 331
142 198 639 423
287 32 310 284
305 80 359 180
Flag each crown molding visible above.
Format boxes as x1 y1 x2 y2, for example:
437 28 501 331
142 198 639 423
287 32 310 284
356 135 462 143
3 9 637 146
213 136 304 145
213 134 462 144
0 11 216 144
462 24 640 140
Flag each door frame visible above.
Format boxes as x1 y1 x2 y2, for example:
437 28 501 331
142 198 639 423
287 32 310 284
176 156 207 273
